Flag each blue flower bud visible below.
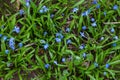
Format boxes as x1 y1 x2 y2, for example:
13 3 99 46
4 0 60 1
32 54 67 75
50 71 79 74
19 9 24 15
13 26 20 33
65 27 70 32
91 22 97 27
55 38 61 43
5 50 9 54
62 58 66 62
94 62 99 67
113 5 118 10
91 18 95 22
3 36 7 41
66 39 72 44
54 61 58 65
0 34 2 37
110 28 115 33
82 26 87 30
43 43 49 50
18 43 23 48
72 8 79 13
45 64 50 69
105 63 110 68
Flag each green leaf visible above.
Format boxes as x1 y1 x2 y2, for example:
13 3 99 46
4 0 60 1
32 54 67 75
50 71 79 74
72 0 84 8
87 54 94 62
1 41 6 52
88 64 95 70
5 69 16 80
110 60 120 65
106 69 116 79
87 74 96 80
10 0 15 3
36 55 45 72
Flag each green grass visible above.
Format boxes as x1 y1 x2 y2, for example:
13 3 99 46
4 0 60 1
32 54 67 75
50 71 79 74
0 0 120 80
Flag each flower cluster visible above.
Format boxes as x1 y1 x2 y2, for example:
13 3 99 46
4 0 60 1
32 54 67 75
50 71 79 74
55 32 64 43
12 26 20 33
91 18 97 27
40 40 49 50
39 6 49 13
9 38 15 50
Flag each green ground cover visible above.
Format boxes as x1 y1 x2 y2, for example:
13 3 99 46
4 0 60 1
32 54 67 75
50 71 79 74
0 0 120 80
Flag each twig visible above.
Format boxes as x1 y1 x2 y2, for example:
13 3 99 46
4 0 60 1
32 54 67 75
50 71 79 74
16 0 20 10
24 43 35 48
103 22 120 24
15 43 35 51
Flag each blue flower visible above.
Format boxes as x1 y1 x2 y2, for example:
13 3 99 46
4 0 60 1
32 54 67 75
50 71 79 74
91 18 95 22
43 6 49 12
56 33 64 39
26 2 29 6
39 9 44 13
83 53 86 58
82 9 91 16
92 0 97 4
103 11 107 16
50 14 54 18
39 6 49 13
103 72 107 76
26 0 30 2
113 36 118 40
45 64 50 69
100 36 104 41
110 28 115 33
72 8 79 13
113 5 118 10
94 62 99 67
5 50 9 54
40 39 46 44
112 43 117 47
9 38 15 50
13 26 20 33
1 25 4 28
96 4 100 9
82 26 87 30
18 43 23 48
105 63 110 68
66 39 72 44
0 34 2 38
54 61 58 65
62 13 64 16
79 44 85 50
26 0 30 7
80 32 86 38
91 22 97 27
62 58 66 62
44 31 47 36
19 9 24 15
55 38 61 43
43 43 49 50
3 36 7 41
65 27 70 32
55 32 63 43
